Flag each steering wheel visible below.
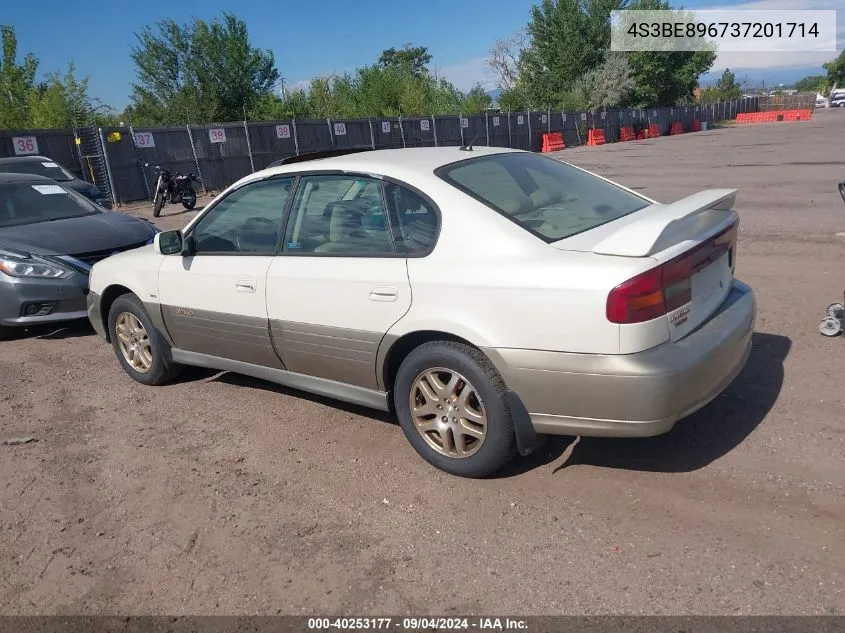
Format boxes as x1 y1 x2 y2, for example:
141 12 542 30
234 217 279 252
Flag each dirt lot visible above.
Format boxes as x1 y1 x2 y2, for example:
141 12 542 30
2 111 844 616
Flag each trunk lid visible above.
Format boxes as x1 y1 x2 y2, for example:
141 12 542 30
553 189 739 341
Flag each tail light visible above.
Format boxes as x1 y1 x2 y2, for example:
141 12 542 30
606 222 737 324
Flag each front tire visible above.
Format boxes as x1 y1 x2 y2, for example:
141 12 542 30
394 341 516 478
107 294 182 385
181 188 197 210
153 191 164 217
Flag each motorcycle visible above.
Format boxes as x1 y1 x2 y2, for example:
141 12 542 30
145 163 201 217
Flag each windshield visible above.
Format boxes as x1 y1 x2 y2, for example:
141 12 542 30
0 160 76 182
0 182 100 228
436 152 650 243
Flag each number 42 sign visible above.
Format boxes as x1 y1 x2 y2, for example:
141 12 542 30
12 136 38 155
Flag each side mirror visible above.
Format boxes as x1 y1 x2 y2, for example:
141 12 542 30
154 230 183 255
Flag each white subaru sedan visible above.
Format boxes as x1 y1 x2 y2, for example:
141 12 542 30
87 146 755 477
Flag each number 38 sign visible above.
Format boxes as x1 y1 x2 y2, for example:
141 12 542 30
209 128 227 143
12 136 39 155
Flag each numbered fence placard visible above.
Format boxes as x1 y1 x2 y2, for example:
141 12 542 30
381 121 391 134
581 113 587 121
517 115 524 125
492 116 500 127
562 113 567 122
12 136 38 155
652 110 658 117
333 122 347 136
276 125 291 139
541 114 548 123
133 132 155 148
460 117 469 128
601 111 606 120
209 128 227 143
420 119 430 131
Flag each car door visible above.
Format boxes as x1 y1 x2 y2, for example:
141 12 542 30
157 175 294 368
265 173 412 390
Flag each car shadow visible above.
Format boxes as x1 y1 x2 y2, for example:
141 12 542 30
3 319 96 341
496 331 790 477
176 332 788 478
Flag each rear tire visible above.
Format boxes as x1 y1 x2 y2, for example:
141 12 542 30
107 294 182 385
153 191 164 217
181 188 197 210
394 341 516 478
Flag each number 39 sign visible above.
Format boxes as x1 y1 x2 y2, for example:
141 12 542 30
13 136 39 155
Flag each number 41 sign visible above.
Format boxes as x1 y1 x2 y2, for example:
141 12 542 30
13 136 38 155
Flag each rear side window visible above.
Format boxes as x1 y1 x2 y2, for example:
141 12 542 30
436 152 649 243
384 182 438 255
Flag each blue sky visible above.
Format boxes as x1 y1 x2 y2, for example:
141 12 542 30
5 0 843 110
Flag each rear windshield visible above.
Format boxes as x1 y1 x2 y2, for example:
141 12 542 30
0 160 76 182
436 152 650 242
0 182 100 228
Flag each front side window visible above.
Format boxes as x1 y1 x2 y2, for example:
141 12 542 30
283 174 394 255
0 182 99 228
436 152 649 243
191 177 293 254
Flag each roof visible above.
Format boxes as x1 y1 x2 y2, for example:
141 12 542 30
0 155 52 164
257 146 522 182
0 172 56 184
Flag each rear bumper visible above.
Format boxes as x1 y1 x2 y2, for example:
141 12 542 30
484 280 755 437
0 272 89 328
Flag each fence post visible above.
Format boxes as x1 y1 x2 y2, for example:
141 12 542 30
186 124 205 194
399 116 406 148
547 108 551 134
485 111 490 146
327 118 334 148
98 127 117 206
292 118 300 155
459 114 465 146
432 115 438 146
368 119 375 149
507 111 512 148
527 109 531 151
244 119 255 173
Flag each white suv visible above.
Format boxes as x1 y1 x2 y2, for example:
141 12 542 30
87 147 755 477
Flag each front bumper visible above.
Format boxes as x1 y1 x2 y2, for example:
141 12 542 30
0 271 89 328
87 291 106 339
484 280 756 438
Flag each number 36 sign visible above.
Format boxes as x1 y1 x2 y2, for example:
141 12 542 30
12 136 39 155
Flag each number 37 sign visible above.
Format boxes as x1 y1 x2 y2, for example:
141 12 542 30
12 136 39 155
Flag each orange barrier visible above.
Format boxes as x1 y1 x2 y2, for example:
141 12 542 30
647 123 662 138
541 132 565 152
736 109 813 124
619 125 636 142
670 121 684 135
637 130 647 140
691 119 701 132
586 128 606 146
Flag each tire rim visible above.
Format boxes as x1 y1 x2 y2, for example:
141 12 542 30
115 312 153 373
409 368 487 458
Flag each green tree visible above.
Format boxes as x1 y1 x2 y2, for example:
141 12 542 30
0 25 38 129
28 62 111 128
462 84 492 113
378 44 432 77
824 50 845 88
518 0 628 108
129 12 279 124
713 68 742 100
794 74 827 93
497 86 529 112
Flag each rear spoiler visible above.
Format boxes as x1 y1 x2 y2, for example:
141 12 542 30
591 189 738 258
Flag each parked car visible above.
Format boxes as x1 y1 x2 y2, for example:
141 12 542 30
0 155 112 209
830 94 845 108
86 146 755 477
0 173 158 339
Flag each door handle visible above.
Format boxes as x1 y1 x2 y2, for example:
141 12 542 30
236 279 257 292
369 286 398 302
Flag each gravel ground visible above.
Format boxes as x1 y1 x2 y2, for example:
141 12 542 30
1 110 844 616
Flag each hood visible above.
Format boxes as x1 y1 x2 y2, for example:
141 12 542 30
0 211 157 256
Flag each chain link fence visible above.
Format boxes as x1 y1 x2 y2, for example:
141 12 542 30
0 97 762 205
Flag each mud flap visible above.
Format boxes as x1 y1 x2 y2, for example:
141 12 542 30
505 390 545 456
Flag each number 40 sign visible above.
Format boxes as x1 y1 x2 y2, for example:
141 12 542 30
12 136 38 155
